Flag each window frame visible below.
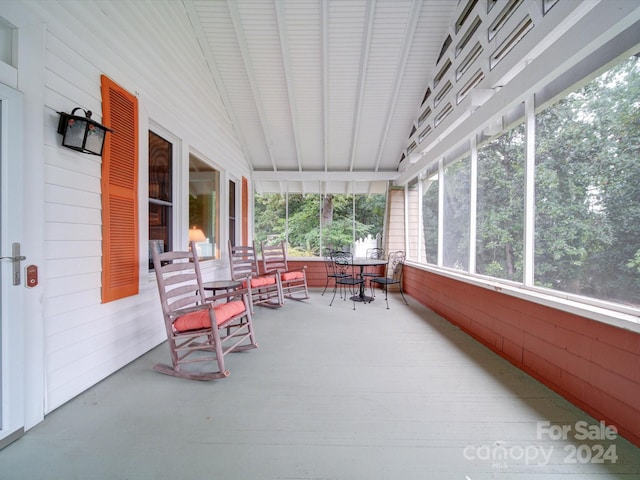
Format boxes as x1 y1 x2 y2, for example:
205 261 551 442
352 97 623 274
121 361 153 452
147 126 177 271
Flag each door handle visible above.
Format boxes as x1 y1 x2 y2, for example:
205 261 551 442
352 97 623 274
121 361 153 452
0 243 27 285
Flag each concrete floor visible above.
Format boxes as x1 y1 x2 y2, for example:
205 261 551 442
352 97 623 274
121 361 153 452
1 289 639 479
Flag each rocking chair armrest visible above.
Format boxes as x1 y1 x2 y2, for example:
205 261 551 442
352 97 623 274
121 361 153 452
203 287 250 304
269 265 307 275
168 302 212 320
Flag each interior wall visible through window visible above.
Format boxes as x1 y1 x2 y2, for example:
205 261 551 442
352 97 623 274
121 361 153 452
188 155 220 259
148 130 173 269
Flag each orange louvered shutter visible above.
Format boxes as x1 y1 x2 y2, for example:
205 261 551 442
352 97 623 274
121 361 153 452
100 75 139 302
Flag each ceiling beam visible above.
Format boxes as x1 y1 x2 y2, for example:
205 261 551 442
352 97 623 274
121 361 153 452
274 1 303 172
348 0 376 172
183 0 252 168
226 0 278 171
252 170 399 183
374 0 423 171
322 0 329 172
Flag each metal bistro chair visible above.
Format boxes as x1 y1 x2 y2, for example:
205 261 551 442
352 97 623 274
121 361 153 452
228 240 284 314
150 241 258 380
321 250 349 297
370 250 409 309
330 251 365 310
361 247 385 298
260 241 310 302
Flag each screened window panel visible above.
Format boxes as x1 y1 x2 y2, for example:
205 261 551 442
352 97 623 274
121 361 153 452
421 169 439 265
443 156 471 271
476 124 525 281
534 55 640 307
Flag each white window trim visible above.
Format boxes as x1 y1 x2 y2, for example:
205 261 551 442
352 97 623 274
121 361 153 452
407 260 640 334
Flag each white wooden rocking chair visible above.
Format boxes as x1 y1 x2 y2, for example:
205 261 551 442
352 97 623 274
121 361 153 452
151 241 258 380
260 241 310 302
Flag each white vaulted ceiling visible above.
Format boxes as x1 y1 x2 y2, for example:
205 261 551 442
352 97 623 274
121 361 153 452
184 0 458 194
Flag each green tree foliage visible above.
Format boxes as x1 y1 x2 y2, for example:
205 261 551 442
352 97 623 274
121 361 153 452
422 176 439 264
254 192 386 257
476 125 525 281
535 55 640 304
443 157 471 270
421 55 639 307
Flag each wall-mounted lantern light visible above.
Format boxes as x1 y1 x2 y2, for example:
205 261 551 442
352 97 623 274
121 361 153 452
57 108 112 156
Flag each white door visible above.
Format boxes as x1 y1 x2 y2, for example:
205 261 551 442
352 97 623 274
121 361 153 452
0 83 25 448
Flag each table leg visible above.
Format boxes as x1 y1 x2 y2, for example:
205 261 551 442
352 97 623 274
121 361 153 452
350 264 374 303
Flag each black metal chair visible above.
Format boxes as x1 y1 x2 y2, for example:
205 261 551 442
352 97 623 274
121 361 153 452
330 251 365 310
370 251 409 309
321 250 348 297
361 247 385 298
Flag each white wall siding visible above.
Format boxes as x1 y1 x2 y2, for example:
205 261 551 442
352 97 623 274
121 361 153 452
12 0 249 414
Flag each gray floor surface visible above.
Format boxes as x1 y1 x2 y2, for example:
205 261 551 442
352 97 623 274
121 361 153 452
1 289 639 479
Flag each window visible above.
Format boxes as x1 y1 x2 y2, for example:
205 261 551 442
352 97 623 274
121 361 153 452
229 179 236 248
476 124 525 281
324 193 354 253
534 55 640 306
148 131 172 269
188 155 220 259
443 156 471 271
289 193 321 256
421 167 439 265
254 192 287 248
410 52 640 314
254 191 386 257
354 194 386 253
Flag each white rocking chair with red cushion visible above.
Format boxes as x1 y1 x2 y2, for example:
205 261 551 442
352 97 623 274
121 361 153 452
150 241 257 380
228 240 284 314
260 241 310 302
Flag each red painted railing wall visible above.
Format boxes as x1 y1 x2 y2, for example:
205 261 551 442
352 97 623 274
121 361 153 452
402 264 640 447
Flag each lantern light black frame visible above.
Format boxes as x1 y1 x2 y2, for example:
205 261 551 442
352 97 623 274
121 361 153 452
57 108 113 156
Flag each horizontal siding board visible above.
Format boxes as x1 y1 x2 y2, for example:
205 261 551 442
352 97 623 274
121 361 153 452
45 288 159 338
45 288 101 317
47 303 159 367
45 222 101 242
45 240 101 259
46 324 163 412
46 257 102 279
45 184 101 209
45 203 100 225
45 164 100 192
47 272 101 298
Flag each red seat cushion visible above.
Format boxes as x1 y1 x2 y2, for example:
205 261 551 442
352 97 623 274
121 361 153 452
173 300 246 332
281 271 304 281
243 276 276 288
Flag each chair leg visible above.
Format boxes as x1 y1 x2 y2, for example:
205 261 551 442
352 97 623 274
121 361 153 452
384 285 390 309
246 288 255 315
211 328 227 375
368 278 376 299
321 276 329 295
330 283 338 306
399 286 408 305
